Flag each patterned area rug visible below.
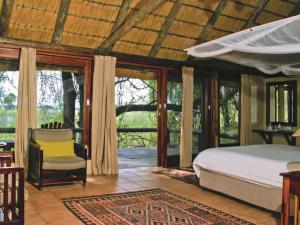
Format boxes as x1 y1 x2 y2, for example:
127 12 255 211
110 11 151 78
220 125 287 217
152 168 199 187
63 189 255 225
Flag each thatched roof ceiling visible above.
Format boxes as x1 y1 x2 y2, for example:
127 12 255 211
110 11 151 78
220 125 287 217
0 0 299 63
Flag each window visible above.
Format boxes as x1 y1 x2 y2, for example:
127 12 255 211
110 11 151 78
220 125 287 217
219 79 240 146
0 59 19 142
36 65 85 143
266 81 297 126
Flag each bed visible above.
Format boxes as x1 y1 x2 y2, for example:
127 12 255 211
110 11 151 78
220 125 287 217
193 144 300 212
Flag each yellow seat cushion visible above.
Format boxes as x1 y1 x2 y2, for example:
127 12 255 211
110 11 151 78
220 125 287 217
36 140 75 157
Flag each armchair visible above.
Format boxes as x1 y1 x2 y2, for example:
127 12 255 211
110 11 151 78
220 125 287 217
27 129 87 190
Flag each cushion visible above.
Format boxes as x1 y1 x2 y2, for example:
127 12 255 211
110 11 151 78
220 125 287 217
43 156 86 170
36 140 75 157
32 129 73 142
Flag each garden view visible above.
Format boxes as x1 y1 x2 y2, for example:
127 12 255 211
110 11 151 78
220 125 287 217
0 68 240 150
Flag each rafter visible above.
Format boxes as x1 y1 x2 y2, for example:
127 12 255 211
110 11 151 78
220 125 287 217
243 0 268 29
96 0 165 52
148 0 183 58
0 0 14 37
106 0 131 52
52 0 71 44
195 0 229 45
112 0 131 33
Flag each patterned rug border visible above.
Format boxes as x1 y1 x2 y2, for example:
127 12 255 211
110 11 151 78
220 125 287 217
62 188 255 225
61 188 161 201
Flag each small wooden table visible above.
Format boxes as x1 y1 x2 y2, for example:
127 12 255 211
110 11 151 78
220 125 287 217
252 129 296 145
280 171 300 225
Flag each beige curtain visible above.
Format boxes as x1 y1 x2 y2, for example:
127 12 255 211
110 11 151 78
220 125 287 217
240 74 251 145
91 55 118 175
15 48 37 167
180 67 194 168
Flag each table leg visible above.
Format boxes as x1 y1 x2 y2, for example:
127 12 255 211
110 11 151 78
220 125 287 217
282 177 290 225
295 195 299 225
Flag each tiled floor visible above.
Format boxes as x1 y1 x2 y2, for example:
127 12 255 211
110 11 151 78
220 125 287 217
25 167 280 225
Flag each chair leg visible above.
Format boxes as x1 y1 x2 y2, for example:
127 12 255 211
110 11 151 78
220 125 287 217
82 173 86 187
39 179 43 191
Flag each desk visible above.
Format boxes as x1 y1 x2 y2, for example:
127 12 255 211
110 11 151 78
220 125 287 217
280 171 300 225
252 129 296 145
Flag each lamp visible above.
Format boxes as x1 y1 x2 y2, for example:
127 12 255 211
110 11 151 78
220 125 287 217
292 128 300 137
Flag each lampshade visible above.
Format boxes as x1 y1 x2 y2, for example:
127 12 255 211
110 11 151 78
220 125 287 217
292 128 300 137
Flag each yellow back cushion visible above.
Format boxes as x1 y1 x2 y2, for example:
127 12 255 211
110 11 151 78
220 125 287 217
36 140 75 157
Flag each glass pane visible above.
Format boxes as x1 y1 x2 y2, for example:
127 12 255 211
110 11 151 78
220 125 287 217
167 77 182 157
0 59 19 143
219 80 240 145
193 80 204 152
284 89 288 122
269 86 276 122
36 66 84 143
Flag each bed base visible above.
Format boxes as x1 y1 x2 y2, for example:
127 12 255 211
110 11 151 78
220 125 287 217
199 168 282 212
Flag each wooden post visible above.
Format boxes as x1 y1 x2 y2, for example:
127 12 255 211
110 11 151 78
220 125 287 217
157 68 167 167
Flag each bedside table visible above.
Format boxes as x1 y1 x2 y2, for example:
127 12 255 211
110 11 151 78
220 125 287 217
280 171 300 225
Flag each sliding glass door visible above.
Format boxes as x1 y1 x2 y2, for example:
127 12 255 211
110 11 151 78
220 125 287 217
166 72 204 167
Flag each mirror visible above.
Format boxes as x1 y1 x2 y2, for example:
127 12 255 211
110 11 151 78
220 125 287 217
266 81 297 126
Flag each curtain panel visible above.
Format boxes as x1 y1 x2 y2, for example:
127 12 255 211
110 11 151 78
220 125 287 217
15 47 37 167
180 67 194 167
91 55 118 175
240 74 251 145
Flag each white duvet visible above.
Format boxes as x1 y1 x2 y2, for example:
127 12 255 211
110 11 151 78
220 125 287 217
193 144 300 188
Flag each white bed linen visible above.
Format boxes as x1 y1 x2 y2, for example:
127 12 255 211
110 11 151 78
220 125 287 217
193 144 300 188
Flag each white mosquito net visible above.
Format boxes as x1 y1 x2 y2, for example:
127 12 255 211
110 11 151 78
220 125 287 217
186 15 300 75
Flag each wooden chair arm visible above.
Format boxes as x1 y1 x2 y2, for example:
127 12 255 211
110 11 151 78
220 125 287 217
29 142 41 150
74 143 87 160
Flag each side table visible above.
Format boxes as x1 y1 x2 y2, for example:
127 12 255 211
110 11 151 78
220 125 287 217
280 171 300 225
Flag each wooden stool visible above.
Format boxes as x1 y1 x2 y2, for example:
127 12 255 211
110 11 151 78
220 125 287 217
280 171 300 225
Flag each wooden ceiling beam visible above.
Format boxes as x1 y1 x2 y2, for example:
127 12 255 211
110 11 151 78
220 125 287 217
243 0 268 29
195 0 229 45
96 0 165 52
148 0 183 58
112 0 131 33
0 0 14 37
51 0 71 44
106 0 131 52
